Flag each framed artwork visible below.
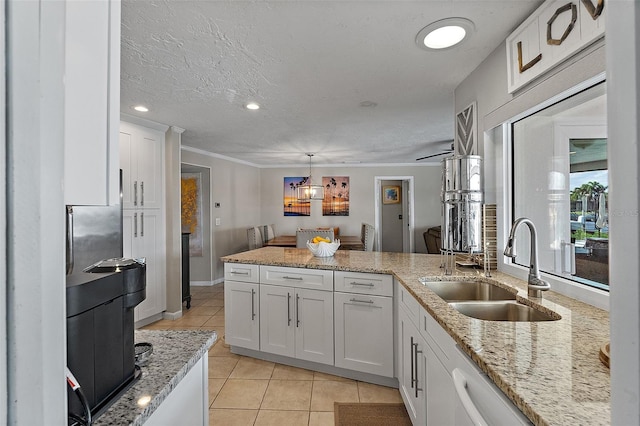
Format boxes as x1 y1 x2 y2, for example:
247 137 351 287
382 185 401 204
322 176 349 216
283 177 310 216
181 172 203 256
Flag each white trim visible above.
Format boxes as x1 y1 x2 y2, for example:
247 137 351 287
181 144 443 169
498 77 610 310
120 112 170 132
191 281 214 287
374 176 415 253
213 277 225 285
171 125 185 134
162 310 183 321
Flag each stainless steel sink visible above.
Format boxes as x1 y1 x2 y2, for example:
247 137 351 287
420 280 517 302
448 301 560 322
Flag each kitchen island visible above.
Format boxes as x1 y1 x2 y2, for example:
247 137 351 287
94 329 216 426
222 247 610 425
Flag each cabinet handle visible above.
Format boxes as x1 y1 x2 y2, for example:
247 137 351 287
251 288 256 320
410 336 415 389
349 298 374 304
283 276 303 281
141 181 144 206
66 206 74 274
413 341 423 398
350 281 374 287
287 292 291 326
452 369 488 426
134 213 138 237
140 212 144 237
134 181 138 206
296 293 300 327
230 271 250 276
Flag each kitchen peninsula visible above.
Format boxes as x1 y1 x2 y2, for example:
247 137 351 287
222 247 610 425
94 330 216 426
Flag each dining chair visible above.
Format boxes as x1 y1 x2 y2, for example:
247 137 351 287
362 223 375 251
247 227 263 250
296 229 334 248
261 224 275 243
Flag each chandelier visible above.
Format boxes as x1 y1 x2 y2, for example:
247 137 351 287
297 153 325 201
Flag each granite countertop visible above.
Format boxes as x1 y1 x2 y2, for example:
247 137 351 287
222 247 611 426
94 330 217 426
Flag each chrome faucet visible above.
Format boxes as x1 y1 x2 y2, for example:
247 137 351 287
504 217 551 298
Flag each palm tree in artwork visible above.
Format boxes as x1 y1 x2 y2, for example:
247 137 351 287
325 183 331 215
337 192 343 215
330 177 337 214
289 182 295 214
341 181 348 215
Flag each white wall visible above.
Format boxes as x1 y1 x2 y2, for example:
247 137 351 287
456 4 640 422
181 148 262 282
259 164 442 253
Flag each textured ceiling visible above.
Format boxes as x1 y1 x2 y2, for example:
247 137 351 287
121 0 540 166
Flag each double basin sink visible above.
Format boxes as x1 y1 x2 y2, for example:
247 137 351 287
419 279 560 322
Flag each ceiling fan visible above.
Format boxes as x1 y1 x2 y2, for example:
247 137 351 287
415 140 454 161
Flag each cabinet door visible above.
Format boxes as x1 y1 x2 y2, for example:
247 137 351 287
334 292 393 377
64 0 118 206
135 130 162 209
295 288 333 365
224 281 260 350
398 308 426 425
426 344 455 425
133 210 166 321
260 284 295 357
119 122 164 210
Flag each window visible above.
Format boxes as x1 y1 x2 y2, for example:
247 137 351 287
511 82 608 291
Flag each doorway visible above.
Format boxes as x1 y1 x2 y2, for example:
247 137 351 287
374 176 414 253
181 163 213 286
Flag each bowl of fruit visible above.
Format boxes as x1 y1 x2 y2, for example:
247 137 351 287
306 236 341 257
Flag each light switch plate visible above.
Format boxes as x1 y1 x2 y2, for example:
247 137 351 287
215 218 221 226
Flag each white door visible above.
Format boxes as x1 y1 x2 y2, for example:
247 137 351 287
398 309 426 425
260 284 295 357
426 343 455 425
133 209 165 321
224 281 260 350
295 288 333 365
136 131 162 209
334 292 393 377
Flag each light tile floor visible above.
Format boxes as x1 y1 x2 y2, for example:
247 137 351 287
143 284 403 425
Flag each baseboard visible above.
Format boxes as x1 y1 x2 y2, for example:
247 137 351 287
231 346 399 388
191 280 213 287
135 312 164 329
213 277 224 285
163 310 183 320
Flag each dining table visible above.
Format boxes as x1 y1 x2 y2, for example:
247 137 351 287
264 235 365 250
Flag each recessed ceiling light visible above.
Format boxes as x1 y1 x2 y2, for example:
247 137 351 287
246 102 260 110
133 105 149 112
416 18 474 51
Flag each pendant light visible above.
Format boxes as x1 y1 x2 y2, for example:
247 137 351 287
297 153 325 201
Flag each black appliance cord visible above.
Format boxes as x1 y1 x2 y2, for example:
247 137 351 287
66 367 92 426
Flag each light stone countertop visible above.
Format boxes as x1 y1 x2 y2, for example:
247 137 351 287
94 330 217 426
222 247 610 426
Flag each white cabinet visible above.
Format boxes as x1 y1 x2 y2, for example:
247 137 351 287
124 209 165 322
334 272 393 377
120 120 166 323
119 121 164 210
64 0 120 205
397 305 426 425
144 355 208 426
224 280 260 350
260 283 334 365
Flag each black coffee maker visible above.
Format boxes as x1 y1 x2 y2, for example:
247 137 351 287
66 258 146 424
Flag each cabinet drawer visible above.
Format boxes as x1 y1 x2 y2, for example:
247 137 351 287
420 306 455 371
260 266 333 291
396 281 420 326
334 271 392 296
224 263 260 283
